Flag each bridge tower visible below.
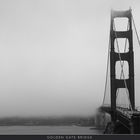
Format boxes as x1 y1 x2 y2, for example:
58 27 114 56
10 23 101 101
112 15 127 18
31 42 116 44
100 8 140 134
110 9 135 122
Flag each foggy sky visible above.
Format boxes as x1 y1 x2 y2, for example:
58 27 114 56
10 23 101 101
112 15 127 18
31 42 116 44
0 0 140 117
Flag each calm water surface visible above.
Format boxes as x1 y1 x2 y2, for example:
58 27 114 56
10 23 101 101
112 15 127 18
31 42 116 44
0 126 103 135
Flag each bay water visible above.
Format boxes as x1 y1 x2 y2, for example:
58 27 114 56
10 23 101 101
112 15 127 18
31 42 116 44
0 126 103 135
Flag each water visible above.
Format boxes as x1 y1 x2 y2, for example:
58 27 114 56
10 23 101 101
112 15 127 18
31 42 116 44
0 126 103 135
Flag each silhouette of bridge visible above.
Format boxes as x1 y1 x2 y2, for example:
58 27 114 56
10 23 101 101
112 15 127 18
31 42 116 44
99 8 140 134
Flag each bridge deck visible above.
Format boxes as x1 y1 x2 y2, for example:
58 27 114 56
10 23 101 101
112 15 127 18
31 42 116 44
100 105 140 128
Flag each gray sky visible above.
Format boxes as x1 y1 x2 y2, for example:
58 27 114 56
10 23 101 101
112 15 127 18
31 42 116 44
0 0 140 117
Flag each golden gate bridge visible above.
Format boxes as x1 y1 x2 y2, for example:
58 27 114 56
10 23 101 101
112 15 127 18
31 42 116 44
99 8 140 134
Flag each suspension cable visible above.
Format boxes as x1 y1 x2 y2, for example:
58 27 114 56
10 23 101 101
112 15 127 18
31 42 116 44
113 22 133 111
131 13 140 47
102 36 111 106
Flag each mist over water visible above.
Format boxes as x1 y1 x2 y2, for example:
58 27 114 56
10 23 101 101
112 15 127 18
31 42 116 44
0 0 140 117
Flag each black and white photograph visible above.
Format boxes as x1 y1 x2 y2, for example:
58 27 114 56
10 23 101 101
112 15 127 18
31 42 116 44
0 0 140 139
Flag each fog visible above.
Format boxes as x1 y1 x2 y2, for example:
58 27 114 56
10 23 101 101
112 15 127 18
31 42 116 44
0 0 140 117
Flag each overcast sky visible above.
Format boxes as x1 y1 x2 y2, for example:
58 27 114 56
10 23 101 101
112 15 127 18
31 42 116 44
0 0 140 117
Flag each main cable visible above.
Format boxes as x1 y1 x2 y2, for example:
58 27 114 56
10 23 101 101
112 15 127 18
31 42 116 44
102 36 111 106
132 13 140 47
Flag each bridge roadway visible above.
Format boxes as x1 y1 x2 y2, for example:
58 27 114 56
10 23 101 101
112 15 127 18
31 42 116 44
100 105 140 130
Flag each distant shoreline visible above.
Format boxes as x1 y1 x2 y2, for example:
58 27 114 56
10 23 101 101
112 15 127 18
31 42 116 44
0 116 95 127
